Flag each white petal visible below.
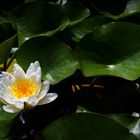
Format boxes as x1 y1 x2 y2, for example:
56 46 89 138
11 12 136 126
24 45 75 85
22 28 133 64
26 61 41 84
0 80 10 93
0 98 8 105
0 90 15 105
38 93 57 105
29 72 37 82
0 79 14 98
0 72 15 86
0 81 12 104
27 96 38 106
1 72 13 79
34 61 40 68
26 61 40 77
15 101 24 109
29 71 41 84
37 90 47 102
26 63 34 76
43 80 50 90
36 74 41 84
18 97 28 102
0 77 16 105
36 67 41 83
37 80 50 100
46 73 55 84
3 105 21 113
13 64 26 80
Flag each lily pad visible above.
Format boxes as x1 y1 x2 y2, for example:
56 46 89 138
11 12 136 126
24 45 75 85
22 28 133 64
12 1 69 44
89 0 128 16
63 2 90 26
76 22 140 80
39 113 138 140
0 33 17 64
0 23 17 64
15 36 79 84
0 107 18 140
90 0 140 19
70 15 113 39
112 0 140 19
110 113 140 139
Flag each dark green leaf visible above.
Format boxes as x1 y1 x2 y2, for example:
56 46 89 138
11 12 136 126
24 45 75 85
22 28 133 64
76 22 140 80
0 23 16 44
0 12 13 24
0 23 17 64
70 15 113 39
89 0 128 16
39 113 138 140
91 0 140 19
76 106 90 113
15 36 79 84
112 0 140 19
0 107 18 139
64 2 90 26
12 1 69 44
0 33 17 64
110 113 140 139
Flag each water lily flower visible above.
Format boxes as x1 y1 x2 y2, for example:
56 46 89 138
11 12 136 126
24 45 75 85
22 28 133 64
0 61 57 113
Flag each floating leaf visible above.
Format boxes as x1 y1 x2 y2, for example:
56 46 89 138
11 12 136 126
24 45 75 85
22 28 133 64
15 36 78 84
110 113 140 139
70 15 113 39
38 113 138 140
89 0 128 16
76 22 140 80
90 0 140 19
0 33 17 64
0 23 17 64
111 0 140 19
63 2 90 26
12 1 69 44
0 106 18 140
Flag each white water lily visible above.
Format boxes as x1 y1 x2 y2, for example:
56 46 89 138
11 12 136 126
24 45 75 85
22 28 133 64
0 61 57 113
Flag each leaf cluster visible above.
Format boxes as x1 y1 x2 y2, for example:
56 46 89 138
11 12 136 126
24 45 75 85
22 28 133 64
0 0 140 140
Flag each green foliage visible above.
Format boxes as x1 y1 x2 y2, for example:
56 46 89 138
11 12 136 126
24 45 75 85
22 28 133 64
0 23 17 64
39 113 138 140
0 106 18 140
15 36 79 84
0 0 140 140
12 1 69 44
63 1 90 25
75 22 140 80
70 15 114 39
89 0 140 19
110 114 140 139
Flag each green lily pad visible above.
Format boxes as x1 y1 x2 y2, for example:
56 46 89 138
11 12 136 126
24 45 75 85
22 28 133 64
12 1 69 44
109 0 140 19
63 2 90 26
38 113 138 140
76 22 140 80
110 113 140 139
89 0 128 16
0 36 17 65
15 36 79 84
70 15 113 39
91 0 140 19
0 107 18 140
0 23 17 64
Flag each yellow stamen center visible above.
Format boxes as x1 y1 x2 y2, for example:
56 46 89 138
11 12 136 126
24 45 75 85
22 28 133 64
10 79 38 99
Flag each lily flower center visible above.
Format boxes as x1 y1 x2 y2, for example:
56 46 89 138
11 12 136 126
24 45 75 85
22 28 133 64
10 79 38 99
